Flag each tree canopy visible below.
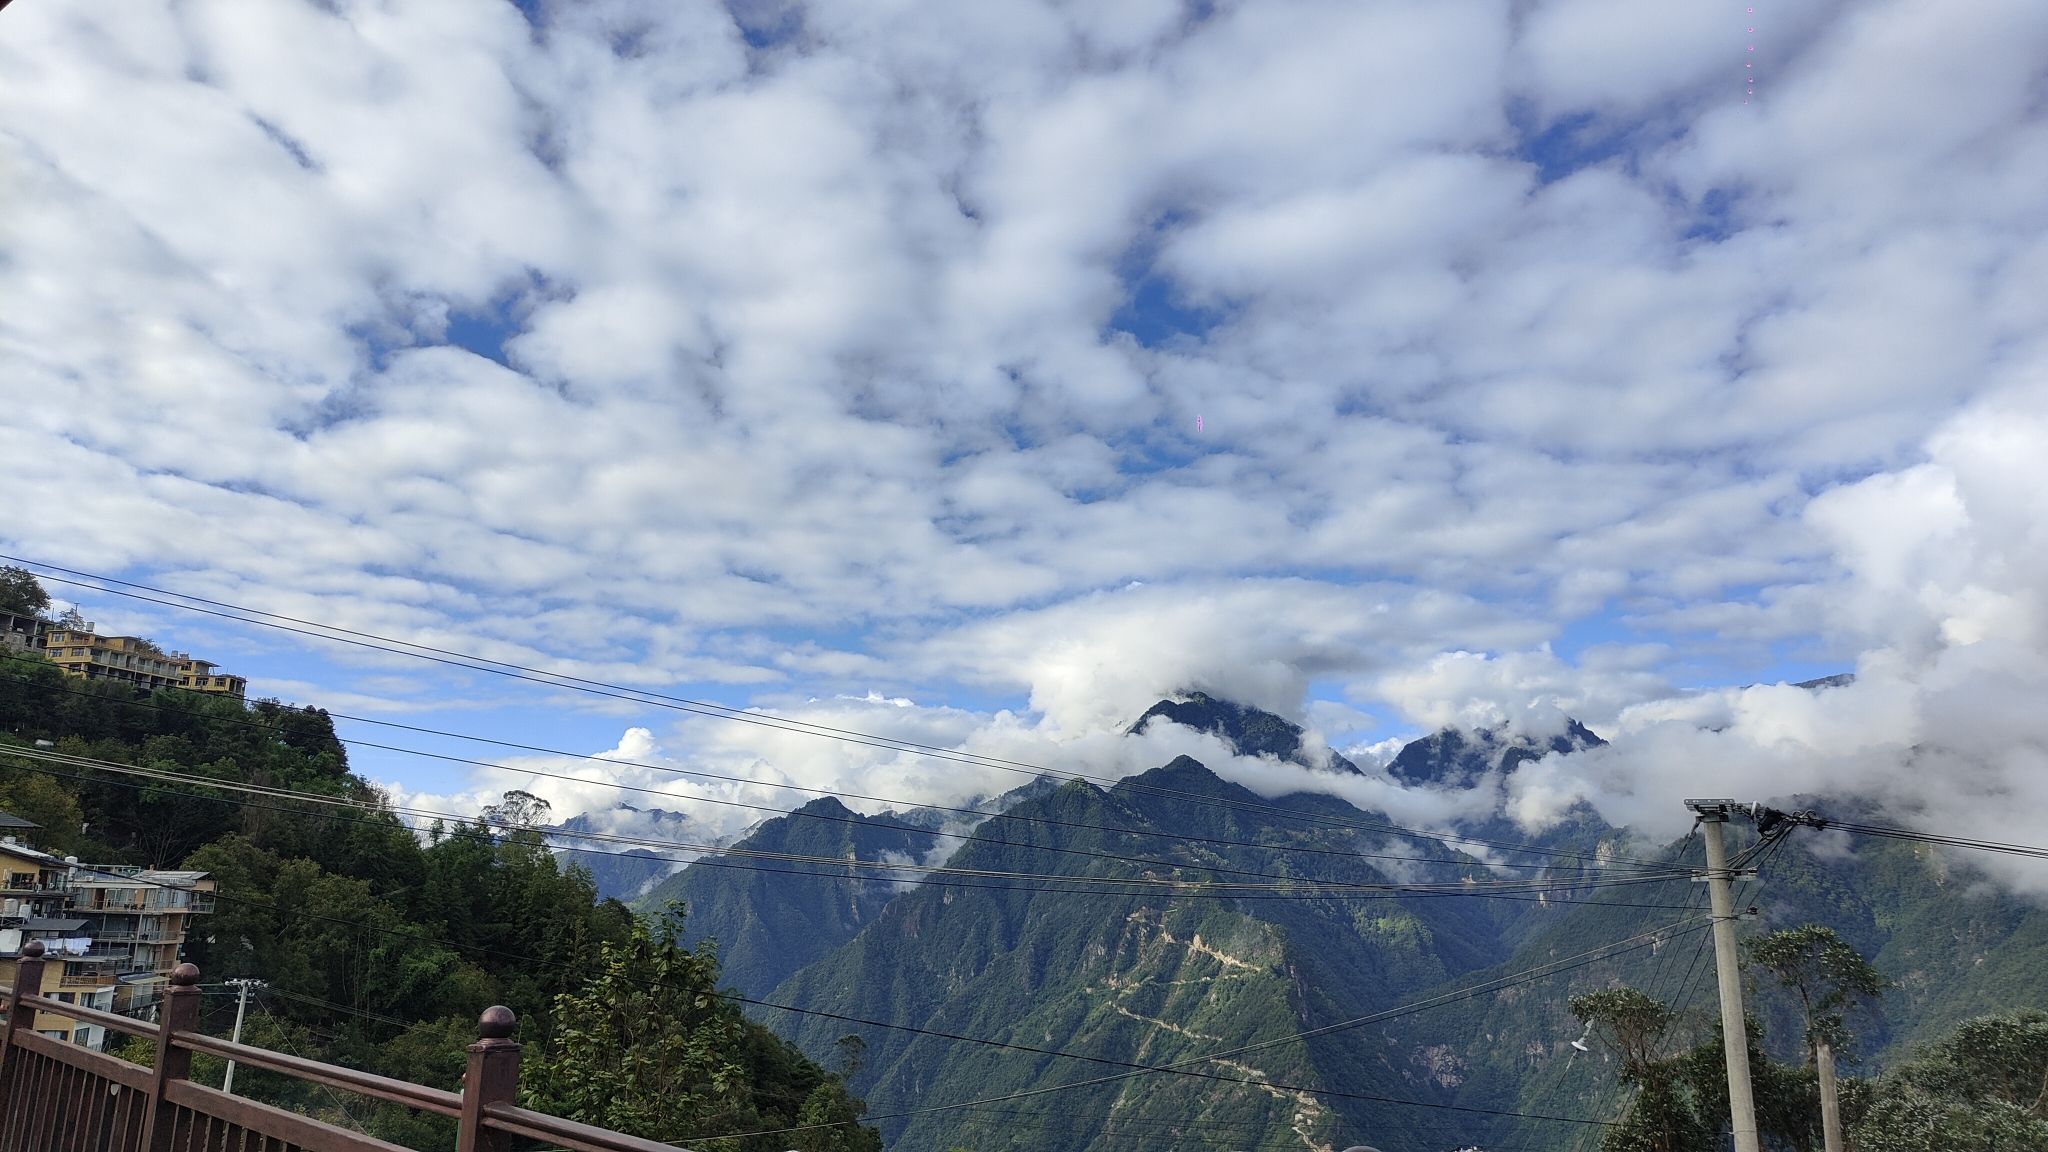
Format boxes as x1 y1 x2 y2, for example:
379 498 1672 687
0 653 877 1151
0 565 50 617
1747 923 1885 1054
521 909 880 1152
1851 1009 2048 1152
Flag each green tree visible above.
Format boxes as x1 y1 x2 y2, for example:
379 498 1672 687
1572 987 1715 1152
1852 1010 2048 1152
1747 925 1884 1056
521 912 879 1152
520 914 751 1137
1573 988 1679 1079
1748 924 1885 1152
0 566 49 617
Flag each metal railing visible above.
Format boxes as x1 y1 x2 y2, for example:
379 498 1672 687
0 941 696 1152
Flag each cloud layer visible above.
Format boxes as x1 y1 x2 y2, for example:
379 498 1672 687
5 0 2046 874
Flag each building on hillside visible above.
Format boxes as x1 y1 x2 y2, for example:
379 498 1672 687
169 654 248 697
0 611 41 653
0 833 119 1049
67 866 217 1013
37 621 245 698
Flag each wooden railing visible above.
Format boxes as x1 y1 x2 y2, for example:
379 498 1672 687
0 941 694 1152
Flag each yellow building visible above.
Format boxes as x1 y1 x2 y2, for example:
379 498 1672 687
1 838 119 1048
37 622 245 698
171 654 248 697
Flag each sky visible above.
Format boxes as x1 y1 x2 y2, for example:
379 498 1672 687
3 1 2047 887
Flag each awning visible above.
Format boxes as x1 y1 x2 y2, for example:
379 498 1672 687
22 918 86 932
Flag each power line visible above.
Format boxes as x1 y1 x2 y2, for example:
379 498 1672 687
15 789 1693 1141
4 556 1669 869
0 647 1681 876
2 752 1701 918
1820 818 2048 861
1 745 1697 901
678 920 1712 1146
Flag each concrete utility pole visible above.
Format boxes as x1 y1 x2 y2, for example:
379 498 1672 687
1687 799 1761 1152
223 978 266 1095
1816 1037 1845 1152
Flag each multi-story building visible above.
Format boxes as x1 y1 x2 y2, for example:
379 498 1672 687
67 866 217 1013
169 654 248 697
36 620 245 698
1 834 119 1049
2 815 217 1043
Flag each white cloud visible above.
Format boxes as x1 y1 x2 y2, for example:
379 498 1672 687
2 0 2046 890
1500 382 2048 893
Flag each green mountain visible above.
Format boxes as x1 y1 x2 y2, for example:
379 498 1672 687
550 804 695 901
631 796 942 997
1388 810 2048 1150
629 777 1063 998
763 755 1622 1152
707 699 2048 1152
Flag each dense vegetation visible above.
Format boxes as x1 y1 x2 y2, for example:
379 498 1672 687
649 704 2048 1152
0 632 878 1152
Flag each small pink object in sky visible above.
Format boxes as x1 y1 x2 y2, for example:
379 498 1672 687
1196 414 1204 433
1746 7 1756 102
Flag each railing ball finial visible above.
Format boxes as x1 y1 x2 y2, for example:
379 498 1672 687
21 939 44 958
478 1005 517 1040
169 962 201 987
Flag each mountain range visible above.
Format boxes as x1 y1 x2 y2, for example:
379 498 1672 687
617 694 2048 1152
549 803 697 901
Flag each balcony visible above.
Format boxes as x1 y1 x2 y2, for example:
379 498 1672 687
2 879 67 896
84 929 170 943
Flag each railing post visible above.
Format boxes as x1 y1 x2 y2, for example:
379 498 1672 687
142 962 201 1152
457 1006 520 1152
0 939 49 1115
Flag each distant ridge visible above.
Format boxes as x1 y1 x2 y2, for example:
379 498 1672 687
1130 690 1364 774
1384 719 1606 790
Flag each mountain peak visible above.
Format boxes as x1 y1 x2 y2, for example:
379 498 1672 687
1130 691 1362 774
1385 719 1605 789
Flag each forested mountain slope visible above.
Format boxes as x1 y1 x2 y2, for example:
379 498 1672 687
0 651 876 1152
631 776 1061 998
631 796 943 996
724 697 2048 1152
765 754 1647 1152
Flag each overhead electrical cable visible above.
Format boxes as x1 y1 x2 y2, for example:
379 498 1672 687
1821 818 2048 861
670 919 1713 1145
51 861 1691 1140
0 746 1695 899
0 650 1681 879
4 556 1668 869
2 754 1701 916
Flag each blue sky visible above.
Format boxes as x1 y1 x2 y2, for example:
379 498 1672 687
5 0 2048 863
